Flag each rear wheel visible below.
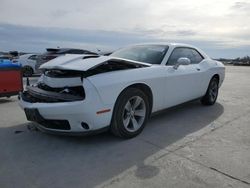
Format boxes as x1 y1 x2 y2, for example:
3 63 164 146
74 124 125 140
111 88 150 138
201 77 219 105
22 66 33 77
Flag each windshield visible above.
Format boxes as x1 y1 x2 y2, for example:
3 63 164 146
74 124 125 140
111 45 169 64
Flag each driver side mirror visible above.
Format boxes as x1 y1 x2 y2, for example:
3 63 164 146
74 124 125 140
173 57 191 69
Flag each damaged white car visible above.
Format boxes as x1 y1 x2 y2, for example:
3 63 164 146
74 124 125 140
19 43 225 138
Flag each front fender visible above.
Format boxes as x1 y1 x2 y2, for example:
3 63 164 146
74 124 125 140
87 67 166 112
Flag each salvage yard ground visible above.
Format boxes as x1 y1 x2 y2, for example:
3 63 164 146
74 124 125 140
0 66 249 188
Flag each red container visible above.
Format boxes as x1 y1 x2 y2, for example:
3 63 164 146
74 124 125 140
0 62 23 98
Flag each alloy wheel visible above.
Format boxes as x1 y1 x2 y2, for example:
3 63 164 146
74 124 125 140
209 80 218 102
122 96 146 132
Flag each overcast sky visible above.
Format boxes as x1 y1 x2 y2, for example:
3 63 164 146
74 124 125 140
0 0 250 58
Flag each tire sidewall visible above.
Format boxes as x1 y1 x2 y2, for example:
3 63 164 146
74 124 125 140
203 77 219 105
112 88 150 138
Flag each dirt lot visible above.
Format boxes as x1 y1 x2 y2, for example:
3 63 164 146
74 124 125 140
0 66 249 188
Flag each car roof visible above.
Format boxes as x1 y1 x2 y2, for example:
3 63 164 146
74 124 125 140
45 48 97 55
129 42 197 48
127 43 209 58
46 48 93 52
46 48 82 51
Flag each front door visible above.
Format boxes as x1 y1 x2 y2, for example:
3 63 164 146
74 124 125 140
163 47 205 108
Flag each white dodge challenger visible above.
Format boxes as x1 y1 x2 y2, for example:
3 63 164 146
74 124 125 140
19 43 225 138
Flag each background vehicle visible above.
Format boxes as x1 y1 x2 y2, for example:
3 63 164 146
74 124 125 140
19 43 225 138
16 54 39 77
0 54 13 60
35 48 97 72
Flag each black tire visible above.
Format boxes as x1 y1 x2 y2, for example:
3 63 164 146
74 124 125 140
22 66 33 77
201 77 219 105
111 88 150 138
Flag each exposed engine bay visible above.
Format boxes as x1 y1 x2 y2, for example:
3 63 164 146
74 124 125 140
22 59 149 103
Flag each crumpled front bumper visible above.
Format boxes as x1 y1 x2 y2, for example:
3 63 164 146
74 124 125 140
19 93 113 134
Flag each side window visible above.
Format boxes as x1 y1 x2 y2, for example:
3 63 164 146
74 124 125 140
28 55 37 60
167 47 203 65
190 49 204 64
167 48 186 65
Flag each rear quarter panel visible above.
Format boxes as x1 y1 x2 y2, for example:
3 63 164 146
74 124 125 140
199 59 225 96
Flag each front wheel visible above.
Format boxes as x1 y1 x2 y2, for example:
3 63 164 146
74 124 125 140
201 77 219 105
111 88 150 138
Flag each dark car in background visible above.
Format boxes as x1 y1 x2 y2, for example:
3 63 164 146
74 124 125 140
35 48 97 73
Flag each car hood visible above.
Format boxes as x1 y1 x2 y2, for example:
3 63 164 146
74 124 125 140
39 54 150 71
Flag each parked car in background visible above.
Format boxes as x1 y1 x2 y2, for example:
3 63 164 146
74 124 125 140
35 48 97 72
19 43 225 138
0 54 13 60
16 54 39 77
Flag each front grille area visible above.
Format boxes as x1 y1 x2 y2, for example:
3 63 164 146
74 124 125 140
37 83 85 98
22 91 45 103
22 91 65 103
39 119 71 130
25 108 71 130
21 84 85 103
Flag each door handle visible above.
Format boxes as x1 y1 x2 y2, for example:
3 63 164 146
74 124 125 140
196 68 200 71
